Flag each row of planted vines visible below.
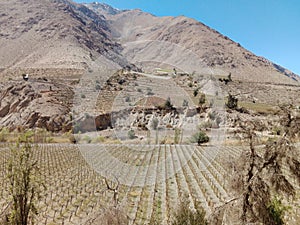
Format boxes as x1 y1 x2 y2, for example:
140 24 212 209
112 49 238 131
0 143 244 224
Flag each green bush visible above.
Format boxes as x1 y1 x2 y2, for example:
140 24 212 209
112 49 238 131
266 196 289 225
6 133 44 225
83 135 92 144
193 89 199 97
190 130 209 145
128 129 136 139
164 97 173 110
182 99 189 107
95 84 101 91
92 136 105 143
226 93 238 109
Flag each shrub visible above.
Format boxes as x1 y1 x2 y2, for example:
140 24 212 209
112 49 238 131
190 130 209 145
174 128 181 144
266 196 289 225
95 84 101 91
164 97 173 110
172 195 208 225
0 127 9 142
198 93 206 105
193 89 199 97
90 207 128 225
68 134 77 144
92 136 105 143
151 118 159 130
226 93 238 109
199 121 212 129
19 130 34 143
147 90 154 96
182 99 189 107
81 93 86 99
125 96 130 102
128 129 136 139
208 111 216 120
73 122 81 134
83 135 92 144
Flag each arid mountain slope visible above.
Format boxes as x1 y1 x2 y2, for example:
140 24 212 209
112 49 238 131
1 0 299 84
87 2 299 84
0 0 127 73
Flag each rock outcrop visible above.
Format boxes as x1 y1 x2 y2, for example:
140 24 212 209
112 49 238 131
0 79 73 132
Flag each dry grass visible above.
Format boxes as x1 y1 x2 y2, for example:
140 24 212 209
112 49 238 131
239 101 277 114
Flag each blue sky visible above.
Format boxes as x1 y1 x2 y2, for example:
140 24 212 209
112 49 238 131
75 0 300 75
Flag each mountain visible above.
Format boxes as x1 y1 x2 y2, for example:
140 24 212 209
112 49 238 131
86 2 299 84
0 0 131 76
0 0 299 83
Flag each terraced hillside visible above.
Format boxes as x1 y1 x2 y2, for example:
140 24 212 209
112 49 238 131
0 143 244 224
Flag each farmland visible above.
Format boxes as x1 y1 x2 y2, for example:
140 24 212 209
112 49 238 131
0 143 244 224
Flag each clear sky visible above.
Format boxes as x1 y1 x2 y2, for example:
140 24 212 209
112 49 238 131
75 0 300 75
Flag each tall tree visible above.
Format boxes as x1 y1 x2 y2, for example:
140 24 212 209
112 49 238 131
233 105 300 224
6 133 44 225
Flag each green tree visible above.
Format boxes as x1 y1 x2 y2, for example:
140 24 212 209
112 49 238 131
193 89 199 97
164 97 173 110
127 129 136 139
6 133 44 225
226 93 238 109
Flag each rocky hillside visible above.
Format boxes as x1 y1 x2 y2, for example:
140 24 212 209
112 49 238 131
87 2 300 84
0 0 129 74
0 78 73 132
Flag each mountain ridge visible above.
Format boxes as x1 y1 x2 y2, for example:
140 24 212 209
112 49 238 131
86 1 299 84
0 0 298 84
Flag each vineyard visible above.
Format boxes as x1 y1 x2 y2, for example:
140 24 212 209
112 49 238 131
0 143 246 224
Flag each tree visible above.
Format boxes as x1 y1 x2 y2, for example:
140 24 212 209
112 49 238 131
198 93 206 106
182 99 189 108
226 93 238 109
232 105 300 224
193 89 199 97
127 129 136 139
164 97 173 110
6 133 44 225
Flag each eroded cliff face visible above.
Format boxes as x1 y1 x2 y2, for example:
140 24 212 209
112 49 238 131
0 79 73 132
